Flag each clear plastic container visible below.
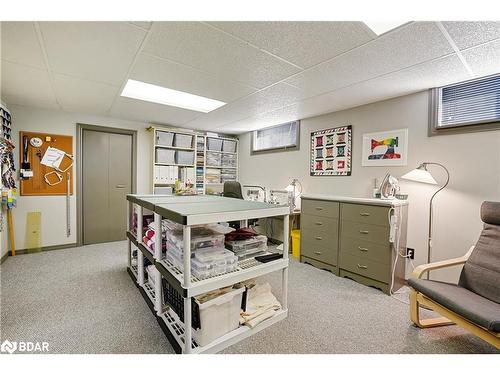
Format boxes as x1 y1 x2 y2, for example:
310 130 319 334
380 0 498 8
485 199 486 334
176 150 194 165
156 148 176 164
156 131 174 146
207 137 223 151
225 235 268 252
167 227 225 252
206 151 222 167
221 153 237 167
222 139 237 153
174 133 193 148
195 249 237 264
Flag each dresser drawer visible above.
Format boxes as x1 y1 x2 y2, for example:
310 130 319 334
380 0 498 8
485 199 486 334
341 203 390 227
301 214 337 232
339 253 389 283
341 221 389 246
302 199 339 218
340 235 391 265
301 240 337 266
301 225 338 246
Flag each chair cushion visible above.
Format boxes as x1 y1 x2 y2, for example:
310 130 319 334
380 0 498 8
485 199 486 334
481 201 500 225
459 222 500 304
408 278 500 332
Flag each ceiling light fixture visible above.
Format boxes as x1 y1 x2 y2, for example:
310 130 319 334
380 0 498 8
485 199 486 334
364 21 408 36
121 79 226 113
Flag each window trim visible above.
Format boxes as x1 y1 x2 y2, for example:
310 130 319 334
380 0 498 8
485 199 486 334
429 75 500 136
250 120 300 154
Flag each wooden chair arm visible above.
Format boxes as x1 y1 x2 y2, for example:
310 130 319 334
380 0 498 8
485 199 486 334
411 246 475 279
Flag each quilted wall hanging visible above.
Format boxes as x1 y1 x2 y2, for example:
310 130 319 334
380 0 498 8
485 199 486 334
310 125 352 176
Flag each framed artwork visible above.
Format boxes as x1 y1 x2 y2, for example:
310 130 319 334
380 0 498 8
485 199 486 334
310 125 352 176
361 128 408 166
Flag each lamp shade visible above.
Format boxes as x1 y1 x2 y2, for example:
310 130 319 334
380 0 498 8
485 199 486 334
401 166 437 185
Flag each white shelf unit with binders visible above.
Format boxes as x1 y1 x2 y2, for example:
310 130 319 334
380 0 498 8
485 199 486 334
150 126 238 196
126 194 289 354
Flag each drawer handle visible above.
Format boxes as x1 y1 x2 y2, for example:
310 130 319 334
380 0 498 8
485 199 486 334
358 246 368 252
357 264 368 269
360 212 370 216
314 251 322 255
315 221 323 226
315 207 324 211
359 230 369 234
315 236 323 240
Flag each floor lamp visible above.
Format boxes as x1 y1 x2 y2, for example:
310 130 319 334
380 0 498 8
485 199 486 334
401 162 450 279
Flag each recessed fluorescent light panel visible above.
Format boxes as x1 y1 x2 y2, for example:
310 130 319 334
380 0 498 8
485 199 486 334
364 21 408 36
121 79 226 113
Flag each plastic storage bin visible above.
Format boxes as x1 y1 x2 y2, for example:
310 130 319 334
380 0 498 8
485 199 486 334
174 133 193 148
226 235 268 252
146 265 156 287
193 287 244 346
156 148 176 164
167 227 225 252
207 137 223 151
221 153 237 168
222 139 237 153
176 150 194 165
162 278 201 328
156 131 174 146
206 151 222 167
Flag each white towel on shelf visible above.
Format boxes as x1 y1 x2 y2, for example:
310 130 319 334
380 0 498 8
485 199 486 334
240 282 281 328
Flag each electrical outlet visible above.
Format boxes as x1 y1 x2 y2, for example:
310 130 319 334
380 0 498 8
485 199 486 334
407 248 415 260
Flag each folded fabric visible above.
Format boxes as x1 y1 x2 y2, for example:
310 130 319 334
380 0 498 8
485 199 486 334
240 282 281 328
225 227 259 242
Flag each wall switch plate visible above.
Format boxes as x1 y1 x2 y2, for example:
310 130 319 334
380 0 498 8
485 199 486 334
407 248 415 259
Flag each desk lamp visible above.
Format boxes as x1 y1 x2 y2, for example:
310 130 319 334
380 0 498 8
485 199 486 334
285 178 303 212
401 162 450 279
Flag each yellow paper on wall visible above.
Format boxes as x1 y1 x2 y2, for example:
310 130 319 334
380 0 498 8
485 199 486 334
25 212 42 253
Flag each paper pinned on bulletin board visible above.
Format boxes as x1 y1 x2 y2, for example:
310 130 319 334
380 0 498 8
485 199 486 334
40 146 65 169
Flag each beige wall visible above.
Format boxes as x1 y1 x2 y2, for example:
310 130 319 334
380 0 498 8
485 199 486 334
4 104 153 253
238 91 500 282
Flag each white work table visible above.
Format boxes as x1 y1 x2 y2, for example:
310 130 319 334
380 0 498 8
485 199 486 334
125 194 290 354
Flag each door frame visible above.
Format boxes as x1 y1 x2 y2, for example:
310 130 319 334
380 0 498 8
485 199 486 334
76 123 138 247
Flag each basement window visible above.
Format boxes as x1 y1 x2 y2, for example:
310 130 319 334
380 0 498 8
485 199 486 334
251 121 300 153
429 74 500 135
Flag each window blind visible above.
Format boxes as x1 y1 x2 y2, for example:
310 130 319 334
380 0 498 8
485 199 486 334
438 74 500 128
252 121 299 152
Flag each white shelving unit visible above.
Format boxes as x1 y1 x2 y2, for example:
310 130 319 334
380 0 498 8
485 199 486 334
149 126 238 196
126 194 289 354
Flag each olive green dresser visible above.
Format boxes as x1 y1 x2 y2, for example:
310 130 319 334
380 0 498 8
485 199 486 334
300 194 408 294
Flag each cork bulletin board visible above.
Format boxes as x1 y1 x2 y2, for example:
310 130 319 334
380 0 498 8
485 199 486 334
19 131 74 196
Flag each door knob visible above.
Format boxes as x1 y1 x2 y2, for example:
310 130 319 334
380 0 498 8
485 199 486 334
357 264 368 269
359 230 369 234
314 251 322 255
360 212 370 216
358 246 368 252
116 184 125 188
315 236 323 240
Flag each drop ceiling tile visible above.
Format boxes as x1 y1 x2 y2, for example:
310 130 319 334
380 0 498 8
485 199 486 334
461 39 500 77
286 22 454 98
109 96 200 127
442 21 500 50
1 22 46 69
208 21 374 69
182 107 249 130
222 82 306 116
1 60 58 107
296 54 469 119
53 74 119 115
131 53 255 103
142 22 300 89
219 54 470 134
39 22 146 85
